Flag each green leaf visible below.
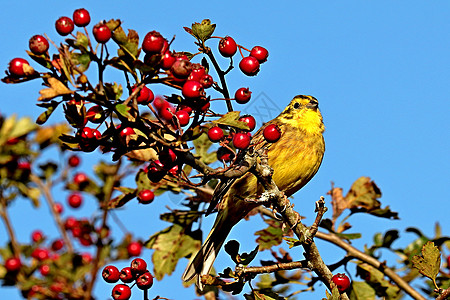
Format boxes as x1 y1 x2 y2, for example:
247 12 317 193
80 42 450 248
75 31 89 49
26 50 52 69
0 115 38 145
190 19 216 42
239 244 259 265
255 219 284 250
36 101 59 125
193 132 216 164
115 103 135 122
356 263 401 299
335 232 362 240
71 52 91 72
284 237 301 248
411 241 441 283
145 224 201 280
160 210 201 227
214 111 249 130
349 281 376 300
224 240 240 264
245 290 286 300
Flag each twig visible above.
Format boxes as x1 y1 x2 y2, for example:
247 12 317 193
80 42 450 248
30 174 74 254
315 231 426 300
0 193 20 257
236 260 308 276
436 286 450 300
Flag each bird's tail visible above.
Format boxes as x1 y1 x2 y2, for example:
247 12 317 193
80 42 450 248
182 212 234 290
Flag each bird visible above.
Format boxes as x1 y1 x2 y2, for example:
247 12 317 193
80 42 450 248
182 95 325 290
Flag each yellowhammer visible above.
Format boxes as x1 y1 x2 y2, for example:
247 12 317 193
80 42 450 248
183 95 325 289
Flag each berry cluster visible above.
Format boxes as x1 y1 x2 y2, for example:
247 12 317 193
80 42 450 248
103 258 154 300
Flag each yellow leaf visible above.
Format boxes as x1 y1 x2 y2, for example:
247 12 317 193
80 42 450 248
38 77 72 101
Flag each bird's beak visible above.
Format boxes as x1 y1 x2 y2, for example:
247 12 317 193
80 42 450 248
306 101 318 109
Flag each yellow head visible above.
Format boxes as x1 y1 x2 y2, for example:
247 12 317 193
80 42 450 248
277 95 325 135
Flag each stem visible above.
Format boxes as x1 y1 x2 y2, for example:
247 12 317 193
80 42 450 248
0 193 20 257
315 231 426 300
237 260 308 276
30 174 74 254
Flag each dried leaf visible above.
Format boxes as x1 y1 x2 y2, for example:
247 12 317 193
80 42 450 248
38 77 73 101
255 219 284 250
214 111 249 130
411 241 441 283
348 281 376 300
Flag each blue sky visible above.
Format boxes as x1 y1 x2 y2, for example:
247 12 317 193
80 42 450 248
1 1 449 299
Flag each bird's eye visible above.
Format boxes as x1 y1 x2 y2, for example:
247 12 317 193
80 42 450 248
293 102 300 109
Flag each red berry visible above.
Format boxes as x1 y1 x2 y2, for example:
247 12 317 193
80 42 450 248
80 127 100 140
239 56 260 76
111 284 132 300
263 124 281 143
218 36 237 57
182 80 204 99
235 87 252 104
200 101 210 112
127 241 142 257
5 257 21 272
53 202 63 214
161 51 176 70
217 146 234 162
168 164 179 176
86 105 104 123
239 115 256 131
31 230 44 243
233 133 251 149
93 23 111 44
199 74 214 88
8 58 31 77
73 8 90 27
68 193 83 208
64 216 79 230
131 258 147 275
332 273 351 292
68 155 80 167
31 248 50 261
102 265 120 283
142 31 166 54
73 172 88 185
119 267 134 283
208 126 224 142
51 239 64 251
187 66 206 82
119 127 135 138
134 85 154 105
159 148 177 167
39 264 50 276
138 189 155 204
250 46 269 63
55 17 74 36
170 59 192 79
159 103 175 121
153 96 166 111
136 272 154 290
175 110 190 127
179 105 193 115
29 35 49 55
81 253 92 264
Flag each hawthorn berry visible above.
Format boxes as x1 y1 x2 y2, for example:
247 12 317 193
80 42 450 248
136 272 154 290
187 66 206 82
170 59 192 79
53 202 63 214
68 193 83 208
239 56 260 76
200 74 214 88
73 172 88 185
81 253 92 264
175 110 190 126
64 216 79 230
102 265 120 283
31 248 50 261
263 124 281 143
93 23 112 44
119 127 135 138
250 46 269 63
111 284 132 300
29 35 49 55
153 96 166 111
133 85 154 105
131 258 147 276
138 189 155 204
119 267 134 283
332 273 351 292
235 87 252 104
146 160 166 183
159 148 177 167
68 154 80 167
86 105 104 123
239 115 256 131
208 126 224 142
80 127 101 140
161 51 176 70
217 146 234 162
51 239 64 251
233 132 251 149
8 58 32 77
39 264 50 276
127 241 142 257
182 80 204 99
142 31 166 54
5 257 21 272
31 230 44 243
159 103 175 121
218 36 237 57
73 8 90 27
55 16 74 36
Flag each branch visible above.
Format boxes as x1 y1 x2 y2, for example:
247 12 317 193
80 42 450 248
436 286 450 300
0 193 20 257
236 260 308 276
315 231 427 300
30 174 74 254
